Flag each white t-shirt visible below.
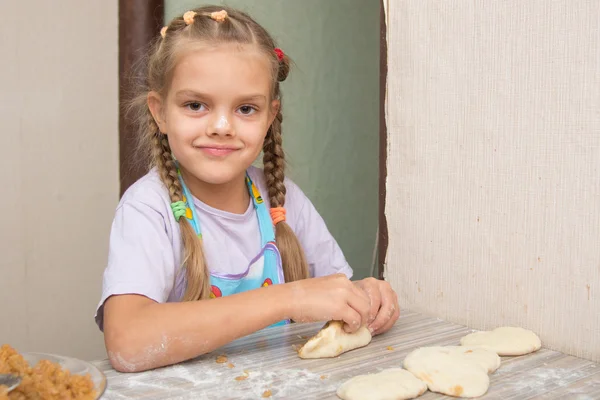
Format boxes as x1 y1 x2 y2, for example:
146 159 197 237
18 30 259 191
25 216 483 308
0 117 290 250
95 166 353 330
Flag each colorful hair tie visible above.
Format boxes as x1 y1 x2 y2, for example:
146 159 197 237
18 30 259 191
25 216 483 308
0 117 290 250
171 201 188 222
160 26 168 38
274 48 285 61
270 207 286 225
183 11 197 25
210 10 228 22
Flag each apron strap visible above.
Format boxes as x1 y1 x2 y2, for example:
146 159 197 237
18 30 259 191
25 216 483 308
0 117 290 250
176 164 202 237
174 167 275 248
245 174 276 246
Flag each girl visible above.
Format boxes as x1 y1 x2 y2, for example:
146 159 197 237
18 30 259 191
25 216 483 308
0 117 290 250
96 5 399 373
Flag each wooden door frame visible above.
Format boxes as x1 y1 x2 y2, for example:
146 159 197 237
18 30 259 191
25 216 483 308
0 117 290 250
378 0 388 280
118 0 164 196
118 0 389 279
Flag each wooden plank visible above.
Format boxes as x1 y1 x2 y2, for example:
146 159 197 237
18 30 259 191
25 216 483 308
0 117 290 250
93 311 600 399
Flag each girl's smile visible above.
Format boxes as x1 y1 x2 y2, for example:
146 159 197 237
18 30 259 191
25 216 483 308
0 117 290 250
194 144 240 157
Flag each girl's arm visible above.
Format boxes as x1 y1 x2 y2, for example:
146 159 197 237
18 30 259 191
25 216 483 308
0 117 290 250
281 179 401 334
103 273 370 373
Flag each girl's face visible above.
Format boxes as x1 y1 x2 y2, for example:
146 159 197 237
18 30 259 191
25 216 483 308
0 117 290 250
149 43 279 188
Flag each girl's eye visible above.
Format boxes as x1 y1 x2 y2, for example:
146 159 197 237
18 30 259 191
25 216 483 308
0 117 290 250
186 102 205 112
238 105 257 115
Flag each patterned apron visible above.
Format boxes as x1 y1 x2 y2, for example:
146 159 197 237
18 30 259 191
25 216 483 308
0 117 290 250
177 168 289 328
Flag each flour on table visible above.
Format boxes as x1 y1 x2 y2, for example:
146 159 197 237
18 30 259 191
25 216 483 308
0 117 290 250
100 359 340 400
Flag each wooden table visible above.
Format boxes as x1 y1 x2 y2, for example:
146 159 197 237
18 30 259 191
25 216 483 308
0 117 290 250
93 310 600 399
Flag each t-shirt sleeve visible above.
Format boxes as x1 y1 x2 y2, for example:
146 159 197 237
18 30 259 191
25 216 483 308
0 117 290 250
286 180 354 279
95 199 177 331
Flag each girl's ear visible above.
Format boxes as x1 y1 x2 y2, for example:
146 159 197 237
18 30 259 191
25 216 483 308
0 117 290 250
148 91 167 133
269 99 281 125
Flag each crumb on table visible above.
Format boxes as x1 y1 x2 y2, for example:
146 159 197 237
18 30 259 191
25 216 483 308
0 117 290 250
235 370 251 381
215 355 228 364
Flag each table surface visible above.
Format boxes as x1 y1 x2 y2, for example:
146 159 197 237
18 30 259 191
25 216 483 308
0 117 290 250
92 310 600 399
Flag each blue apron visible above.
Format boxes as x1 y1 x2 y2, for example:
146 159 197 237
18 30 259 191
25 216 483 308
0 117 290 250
177 168 289 328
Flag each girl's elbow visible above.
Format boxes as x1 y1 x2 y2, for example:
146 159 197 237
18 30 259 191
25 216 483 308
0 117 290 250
105 328 149 373
107 349 140 373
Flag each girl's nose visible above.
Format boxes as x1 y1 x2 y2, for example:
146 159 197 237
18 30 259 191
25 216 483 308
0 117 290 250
208 114 233 137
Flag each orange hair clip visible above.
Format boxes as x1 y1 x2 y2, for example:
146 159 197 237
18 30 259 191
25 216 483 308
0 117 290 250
270 207 286 225
210 10 228 22
183 11 197 25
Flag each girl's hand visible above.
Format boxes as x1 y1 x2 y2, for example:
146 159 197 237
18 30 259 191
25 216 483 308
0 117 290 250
287 274 372 333
354 277 399 335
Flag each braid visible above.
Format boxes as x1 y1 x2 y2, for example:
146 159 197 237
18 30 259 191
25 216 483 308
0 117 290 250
153 133 183 201
150 120 211 301
263 107 310 283
263 112 286 207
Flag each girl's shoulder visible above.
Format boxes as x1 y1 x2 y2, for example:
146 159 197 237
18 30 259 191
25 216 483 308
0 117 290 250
117 168 172 215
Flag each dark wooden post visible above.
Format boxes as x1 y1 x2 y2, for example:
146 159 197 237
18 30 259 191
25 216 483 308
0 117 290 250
119 0 164 196
378 0 388 280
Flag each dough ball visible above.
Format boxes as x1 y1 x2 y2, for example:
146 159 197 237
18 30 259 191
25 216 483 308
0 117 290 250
337 368 428 400
403 346 500 398
298 321 371 359
460 326 541 356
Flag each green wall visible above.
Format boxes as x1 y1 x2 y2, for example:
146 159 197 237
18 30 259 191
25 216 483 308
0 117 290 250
165 1 379 279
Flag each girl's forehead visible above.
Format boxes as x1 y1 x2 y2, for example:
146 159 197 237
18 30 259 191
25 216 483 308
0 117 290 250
169 43 274 96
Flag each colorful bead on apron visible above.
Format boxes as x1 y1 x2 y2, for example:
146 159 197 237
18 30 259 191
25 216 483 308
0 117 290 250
176 166 288 328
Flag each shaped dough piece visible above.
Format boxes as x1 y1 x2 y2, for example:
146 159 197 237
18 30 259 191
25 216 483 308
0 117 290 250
403 346 501 398
337 368 428 400
298 321 371 359
460 326 541 356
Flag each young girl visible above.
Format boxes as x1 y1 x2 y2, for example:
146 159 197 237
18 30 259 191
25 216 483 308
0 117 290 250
96 5 399 373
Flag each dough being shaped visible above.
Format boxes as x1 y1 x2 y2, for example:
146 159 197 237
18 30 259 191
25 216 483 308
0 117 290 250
337 368 428 400
460 326 541 356
298 321 371 359
403 346 500 398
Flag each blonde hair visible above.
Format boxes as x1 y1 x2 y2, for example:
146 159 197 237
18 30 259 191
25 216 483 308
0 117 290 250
127 5 309 301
